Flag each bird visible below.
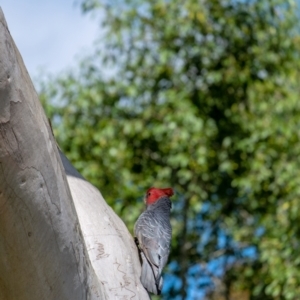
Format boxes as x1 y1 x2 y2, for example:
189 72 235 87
134 187 174 295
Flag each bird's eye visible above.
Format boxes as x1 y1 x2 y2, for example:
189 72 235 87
147 192 151 196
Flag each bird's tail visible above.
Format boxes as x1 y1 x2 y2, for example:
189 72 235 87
140 252 161 295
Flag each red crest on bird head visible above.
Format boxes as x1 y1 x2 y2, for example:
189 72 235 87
144 187 174 205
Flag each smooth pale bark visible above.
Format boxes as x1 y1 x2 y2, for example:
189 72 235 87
0 8 149 300
61 153 149 299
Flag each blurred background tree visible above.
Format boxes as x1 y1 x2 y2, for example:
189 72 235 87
39 0 300 299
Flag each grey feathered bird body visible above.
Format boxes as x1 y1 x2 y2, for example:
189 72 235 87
134 196 172 295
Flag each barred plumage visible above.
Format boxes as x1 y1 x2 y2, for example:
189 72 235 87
134 188 173 295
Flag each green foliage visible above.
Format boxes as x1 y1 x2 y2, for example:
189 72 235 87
39 0 300 298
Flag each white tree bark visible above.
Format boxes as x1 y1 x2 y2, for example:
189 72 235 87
0 8 149 300
61 153 149 299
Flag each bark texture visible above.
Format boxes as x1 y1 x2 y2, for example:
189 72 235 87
61 152 149 299
0 7 148 300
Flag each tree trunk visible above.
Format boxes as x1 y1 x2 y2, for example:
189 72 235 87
0 8 149 300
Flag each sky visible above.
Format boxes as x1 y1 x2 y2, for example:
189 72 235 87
1 0 99 78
